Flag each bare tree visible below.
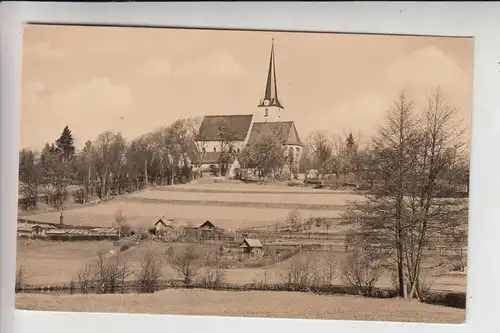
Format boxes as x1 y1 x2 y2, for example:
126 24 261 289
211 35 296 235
285 209 303 232
307 131 334 182
343 89 467 300
74 261 95 293
136 249 164 293
167 245 201 287
281 254 315 288
341 249 384 296
199 248 226 288
113 208 127 239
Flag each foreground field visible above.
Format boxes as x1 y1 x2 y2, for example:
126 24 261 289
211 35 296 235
15 289 465 323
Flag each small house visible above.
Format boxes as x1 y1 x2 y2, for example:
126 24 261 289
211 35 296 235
152 218 174 238
238 238 263 256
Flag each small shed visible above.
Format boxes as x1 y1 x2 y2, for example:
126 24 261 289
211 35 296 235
239 238 263 256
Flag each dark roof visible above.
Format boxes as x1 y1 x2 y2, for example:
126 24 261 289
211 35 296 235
246 121 302 146
199 220 216 229
257 40 284 109
155 219 167 226
195 115 253 142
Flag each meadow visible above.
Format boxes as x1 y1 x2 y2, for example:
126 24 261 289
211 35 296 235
23 183 349 230
15 289 465 323
16 239 466 293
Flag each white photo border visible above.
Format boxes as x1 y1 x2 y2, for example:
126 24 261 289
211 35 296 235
1 2 499 333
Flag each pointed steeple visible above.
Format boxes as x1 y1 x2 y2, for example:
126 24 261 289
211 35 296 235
258 38 284 110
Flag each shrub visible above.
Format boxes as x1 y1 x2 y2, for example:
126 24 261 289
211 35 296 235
73 251 132 294
167 244 201 287
136 250 163 293
341 250 383 297
120 244 130 252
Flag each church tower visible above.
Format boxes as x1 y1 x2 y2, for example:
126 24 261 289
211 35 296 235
256 39 284 122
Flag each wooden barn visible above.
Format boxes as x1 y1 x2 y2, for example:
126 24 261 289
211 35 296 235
239 238 263 256
183 220 224 242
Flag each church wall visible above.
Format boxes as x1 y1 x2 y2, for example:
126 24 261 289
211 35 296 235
197 140 245 153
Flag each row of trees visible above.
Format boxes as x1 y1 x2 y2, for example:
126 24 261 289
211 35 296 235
19 118 203 211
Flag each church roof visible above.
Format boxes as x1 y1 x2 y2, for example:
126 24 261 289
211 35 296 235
196 115 254 142
258 39 283 109
246 121 302 147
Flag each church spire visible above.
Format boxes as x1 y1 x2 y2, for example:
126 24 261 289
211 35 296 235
258 38 284 111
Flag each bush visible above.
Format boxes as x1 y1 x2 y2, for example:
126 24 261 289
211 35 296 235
73 251 132 294
120 244 130 252
135 250 163 293
341 250 383 297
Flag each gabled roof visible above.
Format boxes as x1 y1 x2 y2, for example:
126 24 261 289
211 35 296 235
239 238 263 248
195 115 253 142
155 219 167 226
246 121 302 147
199 220 216 229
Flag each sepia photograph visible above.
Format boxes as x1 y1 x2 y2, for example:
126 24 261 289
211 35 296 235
15 23 472 324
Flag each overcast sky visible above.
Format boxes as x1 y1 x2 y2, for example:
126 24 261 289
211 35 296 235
21 24 473 151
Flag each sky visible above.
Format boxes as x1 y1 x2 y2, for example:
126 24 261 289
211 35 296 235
20 24 474 151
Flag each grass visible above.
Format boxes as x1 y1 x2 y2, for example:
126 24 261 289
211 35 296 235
16 240 467 292
25 201 343 230
15 289 465 323
16 239 116 285
133 188 364 206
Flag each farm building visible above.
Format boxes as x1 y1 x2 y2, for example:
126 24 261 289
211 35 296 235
17 223 58 239
45 227 118 241
152 218 173 238
239 238 264 256
183 220 228 242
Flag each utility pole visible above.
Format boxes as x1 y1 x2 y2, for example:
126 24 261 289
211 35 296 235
144 158 148 189
88 165 92 200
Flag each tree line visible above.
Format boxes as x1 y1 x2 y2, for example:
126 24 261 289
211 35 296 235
18 118 203 211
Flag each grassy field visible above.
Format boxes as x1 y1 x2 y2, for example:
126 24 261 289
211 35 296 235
23 183 352 230
16 181 467 297
133 188 364 206
16 240 467 292
16 240 116 285
15 289 465 323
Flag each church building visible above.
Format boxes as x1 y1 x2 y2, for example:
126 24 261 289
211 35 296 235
195 39 303 178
